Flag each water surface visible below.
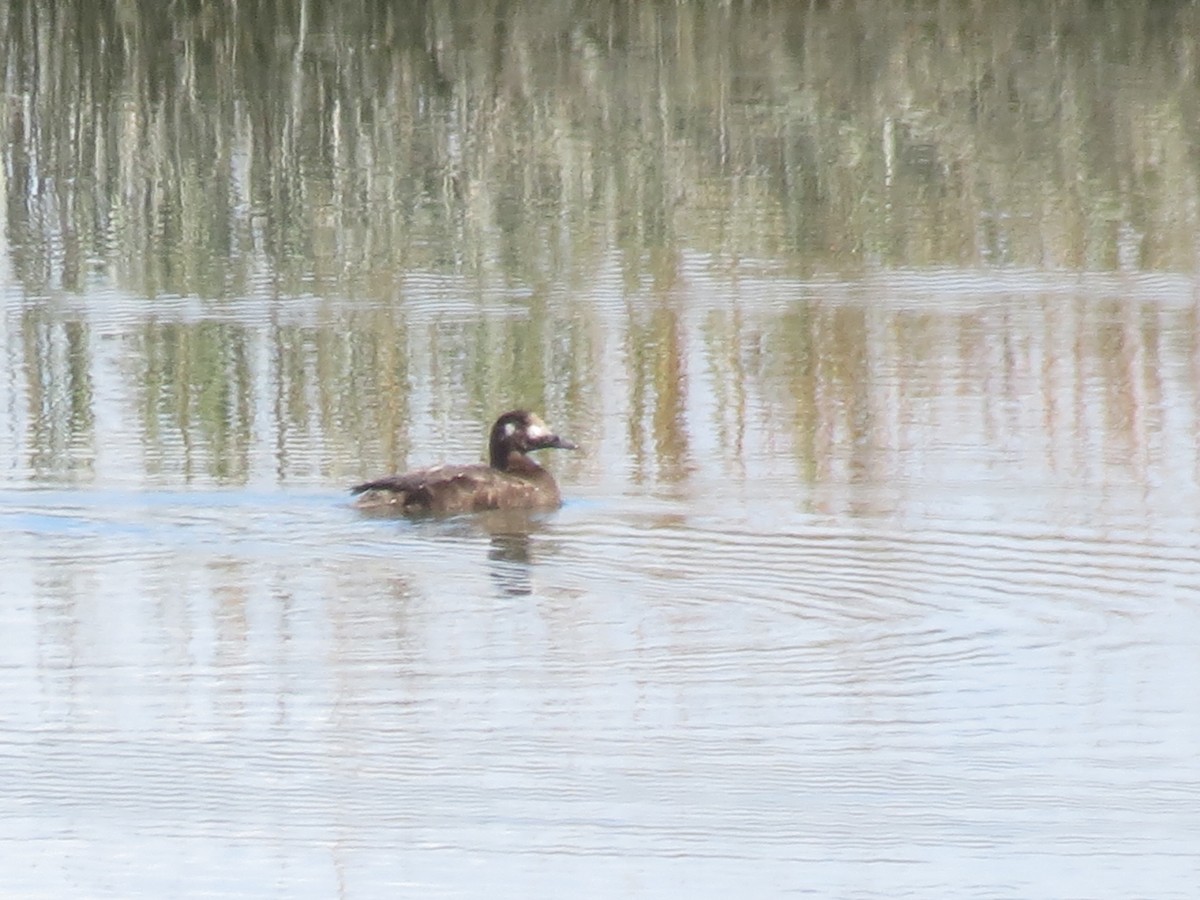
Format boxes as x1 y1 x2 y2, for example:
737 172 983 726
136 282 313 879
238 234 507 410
3 2 1200 897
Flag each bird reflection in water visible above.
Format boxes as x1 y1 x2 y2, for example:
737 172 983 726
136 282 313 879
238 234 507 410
352 505 556 598
477 508 548 598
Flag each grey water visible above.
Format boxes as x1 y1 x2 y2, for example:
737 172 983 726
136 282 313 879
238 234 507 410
3 2 1200 898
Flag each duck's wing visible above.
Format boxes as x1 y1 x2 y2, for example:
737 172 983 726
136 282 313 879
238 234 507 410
350 471 430 496
350 464 557 514
350 464 495 513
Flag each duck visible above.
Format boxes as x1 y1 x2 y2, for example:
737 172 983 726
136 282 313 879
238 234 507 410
350 409 577 514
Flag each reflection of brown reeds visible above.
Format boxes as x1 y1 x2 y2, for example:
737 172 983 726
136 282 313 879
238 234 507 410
625 279 690 485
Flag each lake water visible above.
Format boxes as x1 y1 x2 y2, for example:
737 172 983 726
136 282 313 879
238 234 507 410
3 3 1200 898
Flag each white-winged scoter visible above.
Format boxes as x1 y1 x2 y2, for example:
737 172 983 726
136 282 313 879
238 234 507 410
350 409 577 514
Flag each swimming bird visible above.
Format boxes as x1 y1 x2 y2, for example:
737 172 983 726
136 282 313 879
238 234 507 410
350 409 577 514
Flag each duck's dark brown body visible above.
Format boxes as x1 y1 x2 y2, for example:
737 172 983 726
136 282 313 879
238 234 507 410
351 410 576 515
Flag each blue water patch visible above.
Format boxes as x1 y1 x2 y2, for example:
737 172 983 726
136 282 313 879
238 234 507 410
0 510 104 535
0 488 359 556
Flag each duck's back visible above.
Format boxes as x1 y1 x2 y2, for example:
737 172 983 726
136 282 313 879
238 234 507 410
351 462 561 514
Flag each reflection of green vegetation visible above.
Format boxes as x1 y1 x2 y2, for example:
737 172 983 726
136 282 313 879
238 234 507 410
124 298 598 485
21 312 95 480
141 322 251 481
2 2 1197 486
4 0 1197 294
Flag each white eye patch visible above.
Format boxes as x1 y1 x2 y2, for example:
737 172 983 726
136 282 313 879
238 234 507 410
525 422 548 440
504 422 517 436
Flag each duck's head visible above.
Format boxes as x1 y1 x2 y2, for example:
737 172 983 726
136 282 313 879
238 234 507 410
489 410 577 468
